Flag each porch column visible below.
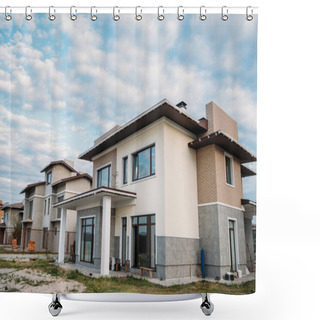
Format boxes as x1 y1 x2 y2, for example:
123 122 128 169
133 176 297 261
101 196 111 276
58 208 67 263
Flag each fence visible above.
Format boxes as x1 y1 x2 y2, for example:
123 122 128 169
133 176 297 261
0 226 75 255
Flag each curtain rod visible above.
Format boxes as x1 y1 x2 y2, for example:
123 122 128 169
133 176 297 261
0 6 258 15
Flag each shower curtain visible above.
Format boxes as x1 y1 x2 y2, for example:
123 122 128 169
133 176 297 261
0 8 257 295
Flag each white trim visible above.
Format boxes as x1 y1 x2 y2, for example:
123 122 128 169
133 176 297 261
198 201 243 212
224 152 235 187
25 195 45 200
96 162 112 188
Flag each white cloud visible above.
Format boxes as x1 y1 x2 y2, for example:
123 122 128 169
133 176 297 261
23 103 33 110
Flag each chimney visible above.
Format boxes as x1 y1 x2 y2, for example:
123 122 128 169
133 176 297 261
176 101 187 111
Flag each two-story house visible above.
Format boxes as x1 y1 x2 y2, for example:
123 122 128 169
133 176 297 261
1 202 24 245
54 99 256 280
20 160 92 252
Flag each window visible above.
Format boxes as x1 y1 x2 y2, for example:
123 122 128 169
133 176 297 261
132 214 156 269
47 198 51 215
121 217 127 264
28 200 33 219
80 218 95 263
47 171 52 184
132 145 155 181
57 196 64 219
123 156 128 184
43 228 48 249
97 165 111 188
229 220 237 272
44 200 47 215
225 154 234 186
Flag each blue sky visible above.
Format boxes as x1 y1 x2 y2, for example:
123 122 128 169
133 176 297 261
0 13 257 204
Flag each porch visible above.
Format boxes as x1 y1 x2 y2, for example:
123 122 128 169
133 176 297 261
53 187 137 276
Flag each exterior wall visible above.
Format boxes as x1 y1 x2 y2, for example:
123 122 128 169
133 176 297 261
198 203 247 279
196 144 242 209
205 101 238 140
163 121 199 239
50 164 74 185
115 119 165 237
215 146 242 208
92 149 117 188
197 145 217 205
244 217 255 271
157 236 200 280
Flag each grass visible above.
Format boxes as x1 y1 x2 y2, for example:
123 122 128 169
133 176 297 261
0 259 255 294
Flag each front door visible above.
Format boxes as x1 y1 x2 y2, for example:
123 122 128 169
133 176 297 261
80 217 94 263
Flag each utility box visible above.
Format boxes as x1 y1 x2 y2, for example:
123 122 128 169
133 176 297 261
12 239 17 249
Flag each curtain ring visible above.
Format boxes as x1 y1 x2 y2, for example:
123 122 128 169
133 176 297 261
200 6 207 21
4 6 12 21
177 6 184 21
91 6 97 21
113 6 120 21
70 6 77 21
246 6 253 21
221 6 228 21
49 6 56 21
25 6 32 21
135 6 142 21
157 6 164 21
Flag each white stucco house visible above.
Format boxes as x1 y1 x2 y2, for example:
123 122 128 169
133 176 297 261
54 99 256 280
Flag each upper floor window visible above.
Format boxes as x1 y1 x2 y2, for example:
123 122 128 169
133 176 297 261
123 156 128 185
47 171 52 184
132 145 155 181
28 200 33 219
97 165 111 188
225 154 234 186
47 198 51 215
57 196 64 219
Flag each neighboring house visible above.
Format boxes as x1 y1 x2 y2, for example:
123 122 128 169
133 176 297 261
55 99 256 280
1 202 24 245
20 160 92 252
0 200 4 223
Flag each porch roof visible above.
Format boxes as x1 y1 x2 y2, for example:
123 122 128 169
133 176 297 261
242 199 256 218
53 187 137 210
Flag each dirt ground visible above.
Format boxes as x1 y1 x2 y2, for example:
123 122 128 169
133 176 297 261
0 268 85 293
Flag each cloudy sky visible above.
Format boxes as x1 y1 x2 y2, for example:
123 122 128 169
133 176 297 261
0 13 257 204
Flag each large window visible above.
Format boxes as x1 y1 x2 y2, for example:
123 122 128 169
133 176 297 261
123 156 128 185
132 145 155 181
80 217 95 263
132 214 156 269
97 165 111 188
28 200 33 219
225 154 234 186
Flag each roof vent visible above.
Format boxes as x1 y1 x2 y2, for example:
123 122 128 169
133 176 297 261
176 101 187 110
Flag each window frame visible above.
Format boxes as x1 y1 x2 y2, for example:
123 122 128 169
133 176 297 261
224 153 235 187
80 217 95 264
96 163 111 188
122 156 128 185
132 144 155 182
47 171 52 185
28 200 33 219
